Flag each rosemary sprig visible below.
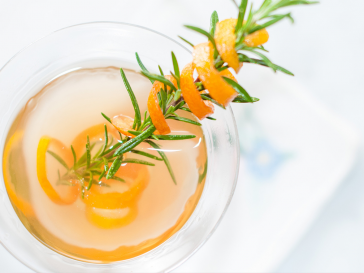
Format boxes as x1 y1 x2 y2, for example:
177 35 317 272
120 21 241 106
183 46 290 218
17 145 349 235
51 0 316 194
146 140 176 185
120 68 142 129
47 150 69 170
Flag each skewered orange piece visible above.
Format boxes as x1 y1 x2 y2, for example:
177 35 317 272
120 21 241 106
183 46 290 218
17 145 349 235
193 42 238 107
214 18 269 73
147 75 177 135
181 62 214 120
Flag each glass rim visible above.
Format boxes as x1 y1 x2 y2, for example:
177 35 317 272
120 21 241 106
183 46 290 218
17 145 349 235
0 21 240 272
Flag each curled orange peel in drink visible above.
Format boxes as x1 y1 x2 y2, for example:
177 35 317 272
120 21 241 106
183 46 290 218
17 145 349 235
37 136 80 205
3 132 34 217
85 204 138 229
180 62 214 120
193 42 238 107
147 75 177 135
82 163 149 210
71 123 119 157
111 114 135 138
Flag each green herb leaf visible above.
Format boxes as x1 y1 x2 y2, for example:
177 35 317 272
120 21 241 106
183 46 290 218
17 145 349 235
174 89 182 101
70 145 77 168
145 140 177 185
101 112 112 124
130 149 163 161
178 36 194 47
233 95 260 103
198 160 208 183
184 25 218 57
236 0 248 34
87 171 93 190
135 52 154 83
106 154 123 179
122 158 155 166
239 54 294 75
110 176 125 183
249 13 292 33
153 135 196 140
86 135 91 169
174 100 186 110
158 65 164 76
114 125 156 156
120 68 142 129
77 143 96 166
140 71 177 91
99 142 122 157
223 76 253 102
210 11 219 37
167 116 202 126
171 52 180 80
180 107 191 113
98 124 108 156
47 150 69 170
201 94 226 109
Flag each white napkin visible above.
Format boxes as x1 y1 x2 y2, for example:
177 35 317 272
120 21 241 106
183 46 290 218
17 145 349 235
175 65 359 272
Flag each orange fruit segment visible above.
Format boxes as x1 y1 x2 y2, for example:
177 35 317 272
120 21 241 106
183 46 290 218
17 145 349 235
37 136 80 205
82 163 149 210
215 18 241 73
111 114 135 138
193 42 238 106
180 62 214 120
147 75 177 135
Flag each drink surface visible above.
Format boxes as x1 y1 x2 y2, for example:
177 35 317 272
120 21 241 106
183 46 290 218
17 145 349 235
2 67 207 263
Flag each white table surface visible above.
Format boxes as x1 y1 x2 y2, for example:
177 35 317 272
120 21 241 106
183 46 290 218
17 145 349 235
1 0 364 272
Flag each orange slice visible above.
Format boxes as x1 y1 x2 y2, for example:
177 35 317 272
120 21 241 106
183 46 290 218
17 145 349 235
111 114 135 138
3 132 34 216
215 18 241 73
244 28 269 47
37 136 80 205
82 163 149 210
180 62 214 120
85 204 138 229
193 42 238 106
147 75 177 135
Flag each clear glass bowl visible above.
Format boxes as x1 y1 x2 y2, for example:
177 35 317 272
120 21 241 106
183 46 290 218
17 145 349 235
0 22 240 272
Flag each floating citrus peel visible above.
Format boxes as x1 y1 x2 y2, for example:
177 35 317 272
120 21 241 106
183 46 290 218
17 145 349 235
36 124 150 229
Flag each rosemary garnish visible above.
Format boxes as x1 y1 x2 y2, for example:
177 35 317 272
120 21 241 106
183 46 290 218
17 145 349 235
49 0 316 193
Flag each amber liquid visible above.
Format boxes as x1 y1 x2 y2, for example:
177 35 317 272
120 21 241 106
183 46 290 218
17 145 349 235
2 67 207 263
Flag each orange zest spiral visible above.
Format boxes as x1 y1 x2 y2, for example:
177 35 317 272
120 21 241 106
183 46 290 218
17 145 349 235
147 75 177 135
37 136 80 205
193 42 238 107
181 62 214 120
